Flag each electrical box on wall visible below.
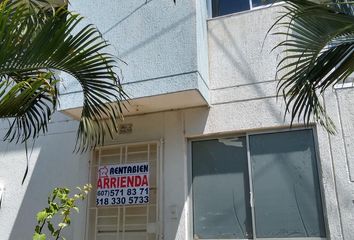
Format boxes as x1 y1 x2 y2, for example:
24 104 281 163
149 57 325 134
119 123 133 134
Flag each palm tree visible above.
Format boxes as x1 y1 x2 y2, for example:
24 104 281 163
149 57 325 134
0 0 127 151
271 0 354 132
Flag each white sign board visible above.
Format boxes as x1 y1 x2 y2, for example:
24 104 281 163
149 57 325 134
96 162 149 206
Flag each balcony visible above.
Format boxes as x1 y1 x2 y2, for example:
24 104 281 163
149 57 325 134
59 0 210 119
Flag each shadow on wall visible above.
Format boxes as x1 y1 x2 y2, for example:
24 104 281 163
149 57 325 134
102 0 155 36
101 0 195 59
118 12 195 59
8 121 90 240
208 16 285 124
3 108 211 240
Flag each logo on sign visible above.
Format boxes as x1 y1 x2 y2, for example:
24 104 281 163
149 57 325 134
98 166 109 177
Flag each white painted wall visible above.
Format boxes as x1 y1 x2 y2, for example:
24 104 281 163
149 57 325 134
0 3 353 240
59 0 210 111
0 94 353 240
0 113 90 240
205 6 354 240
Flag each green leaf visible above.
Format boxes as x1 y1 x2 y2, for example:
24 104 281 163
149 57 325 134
34 185 92 240
64 217 71 224
47 222 55 234
269 0 354 132
58 222 68 228
36 210 48 222
33 233 46 240
0 0 127 150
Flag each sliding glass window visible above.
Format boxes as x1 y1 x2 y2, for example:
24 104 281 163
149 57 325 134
192 129 326 239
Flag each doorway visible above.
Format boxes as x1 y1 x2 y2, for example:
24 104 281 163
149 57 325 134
87 141 160 240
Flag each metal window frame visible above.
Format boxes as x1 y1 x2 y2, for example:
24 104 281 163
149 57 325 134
85 140 163 240
188 127 328 240
206 0 277 19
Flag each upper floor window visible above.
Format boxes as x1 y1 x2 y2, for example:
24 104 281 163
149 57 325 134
211 0 269 17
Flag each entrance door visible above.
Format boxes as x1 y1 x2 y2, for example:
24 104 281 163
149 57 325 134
87 142 160 240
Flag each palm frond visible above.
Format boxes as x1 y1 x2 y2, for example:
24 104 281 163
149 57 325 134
0 0 128 151
271 0 354 132
0 73 58 142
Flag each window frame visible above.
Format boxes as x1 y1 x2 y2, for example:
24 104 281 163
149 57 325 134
206 0 277 19
206 0 274 19
85 140 163 240
334 76 354 89
188 127 328 240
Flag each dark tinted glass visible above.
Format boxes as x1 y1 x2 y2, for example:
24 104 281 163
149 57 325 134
252 0 270 8
212 0 250 17
249 130 326 238
192 137 252 239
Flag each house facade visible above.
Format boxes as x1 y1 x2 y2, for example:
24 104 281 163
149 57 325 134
0 0 353 240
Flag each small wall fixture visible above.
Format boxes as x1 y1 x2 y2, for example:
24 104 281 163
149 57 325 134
119 124 133 134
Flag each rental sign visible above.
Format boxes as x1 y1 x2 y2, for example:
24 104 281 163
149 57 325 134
96 162 149 206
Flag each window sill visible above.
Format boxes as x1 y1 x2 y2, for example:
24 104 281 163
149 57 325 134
334 82 354 89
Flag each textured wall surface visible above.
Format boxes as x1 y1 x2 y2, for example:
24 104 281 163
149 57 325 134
321 88 354 240
206 7 354 240
0 3 353 240
0 113 90 240
59 0 209 111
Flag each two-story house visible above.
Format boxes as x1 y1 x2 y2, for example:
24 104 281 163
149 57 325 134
0 0 353 240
